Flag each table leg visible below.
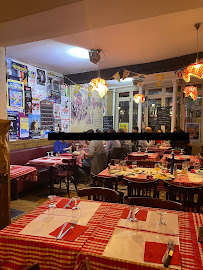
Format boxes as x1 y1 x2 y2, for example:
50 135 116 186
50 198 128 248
49 166 54 193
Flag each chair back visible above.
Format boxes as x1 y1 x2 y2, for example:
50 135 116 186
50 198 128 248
163 180 203 212
91 151 108 175
136 160 157 168
77 187 120 203
123 178 159 198
111 147 127 160
128 154 148 161
125 197 183 211
61 157 77 178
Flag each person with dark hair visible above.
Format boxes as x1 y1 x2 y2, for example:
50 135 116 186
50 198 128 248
53 140 71 154
133 126 139 133
96 128 101 133
106 129 121 159
138 127 155 151
170 128 192 154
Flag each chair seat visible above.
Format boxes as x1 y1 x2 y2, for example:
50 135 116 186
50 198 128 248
56 171 67 177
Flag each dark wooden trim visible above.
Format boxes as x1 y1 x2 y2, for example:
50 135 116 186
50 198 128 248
64 52 203 84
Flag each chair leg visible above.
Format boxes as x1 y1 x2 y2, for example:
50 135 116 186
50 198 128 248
59 178 62 194
71 176 78 192
65 179 70 198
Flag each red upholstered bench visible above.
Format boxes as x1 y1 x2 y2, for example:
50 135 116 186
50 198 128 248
10 145 54 199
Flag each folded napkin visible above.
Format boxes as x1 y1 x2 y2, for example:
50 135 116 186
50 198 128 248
56 198 79 209
190 169 195 173
121 208 148 221
50 223 88 241
128 165 132 169
144 241 181 265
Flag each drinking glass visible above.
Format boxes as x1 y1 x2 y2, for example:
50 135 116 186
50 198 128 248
163 161 168 173
128 206 139 232
156 210 167 234
180 149 184 155
194 163 200 173
132 161 137 173
48 195 56 215
145 147 148 153
122 160 127 171
181 162 187 175
47 152 50 157
138 147 141 153
72 196 80 210
51 151 54 157
115 159 120 171
154 163 160 174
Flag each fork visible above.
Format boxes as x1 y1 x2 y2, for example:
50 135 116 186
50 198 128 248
58 222 77 239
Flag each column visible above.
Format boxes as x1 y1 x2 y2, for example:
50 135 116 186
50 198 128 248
171 79 178 132
137 84 144 132
0 47 7 120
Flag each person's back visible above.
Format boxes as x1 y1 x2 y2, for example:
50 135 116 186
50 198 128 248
88 140 104 156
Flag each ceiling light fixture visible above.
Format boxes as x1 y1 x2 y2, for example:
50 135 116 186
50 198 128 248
89 77 108 98
183 23 203 82
134 94 145 103
183 86 197 100
68 47 89 58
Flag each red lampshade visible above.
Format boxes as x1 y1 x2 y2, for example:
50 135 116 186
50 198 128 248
183 61 203 82
183 86 197 100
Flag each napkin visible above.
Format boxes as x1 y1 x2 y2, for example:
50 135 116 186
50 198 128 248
190 169 195 173
144 241 181 265
50 223 88 241
56 198 79 209
121 208 148 221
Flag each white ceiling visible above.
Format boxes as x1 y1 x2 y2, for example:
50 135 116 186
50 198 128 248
5 2 203 76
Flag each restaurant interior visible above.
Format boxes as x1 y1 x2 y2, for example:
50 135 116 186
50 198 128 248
0 1 203 269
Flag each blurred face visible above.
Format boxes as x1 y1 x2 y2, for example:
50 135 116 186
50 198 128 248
133 129 138 133
157 130 162 133
145 127 152 133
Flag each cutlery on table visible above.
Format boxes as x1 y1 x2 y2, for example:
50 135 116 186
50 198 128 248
63 198 74 209
56 222 68 240
163 239 175 268
58 222 77 240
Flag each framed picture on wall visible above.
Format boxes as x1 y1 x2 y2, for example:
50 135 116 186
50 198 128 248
7 79 24 112
185 122 200 141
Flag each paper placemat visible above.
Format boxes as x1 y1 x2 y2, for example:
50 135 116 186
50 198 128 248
20 201 101 238
118 211 179 235
103 227 180 269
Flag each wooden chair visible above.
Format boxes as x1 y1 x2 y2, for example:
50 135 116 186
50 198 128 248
110 159 122 165
163 180 203 212
22 263 40 270
124 197 183 211
128 154 148 161
77 187 120 203
111 147 127 160
91 173 124 203
136 160 157 168
54 158 77 197
123 178 159 198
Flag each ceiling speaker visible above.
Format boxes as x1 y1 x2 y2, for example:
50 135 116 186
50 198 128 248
89 49 101 64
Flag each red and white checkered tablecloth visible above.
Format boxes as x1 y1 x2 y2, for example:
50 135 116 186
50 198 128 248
76 204 203 270
161 154 197 164
27 155 82 167
148 146 171 155
60 153 83 167
129 152 160 161
0 198 112 270
10 165 37 182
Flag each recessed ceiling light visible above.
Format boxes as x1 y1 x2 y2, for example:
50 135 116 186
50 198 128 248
68 47 89 59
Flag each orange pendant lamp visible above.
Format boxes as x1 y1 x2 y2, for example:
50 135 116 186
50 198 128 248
89 77 108 98
183 23 203 82
183 86 197 100
134 94 145 103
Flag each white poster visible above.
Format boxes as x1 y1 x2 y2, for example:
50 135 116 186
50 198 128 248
61 96 70 117
27 65 36 90
32 98 40 115
61 116 70 132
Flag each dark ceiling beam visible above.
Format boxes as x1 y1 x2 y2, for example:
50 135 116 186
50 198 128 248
64 52 203 84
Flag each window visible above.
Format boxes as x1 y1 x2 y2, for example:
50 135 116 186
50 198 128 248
148 89 162 95
119 92 129 97
148 98 161 131
118 101 129 123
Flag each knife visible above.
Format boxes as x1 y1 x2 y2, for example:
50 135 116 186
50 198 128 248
58 222 77 239
163 239 175 268
63 198 74 209
56 222 68 240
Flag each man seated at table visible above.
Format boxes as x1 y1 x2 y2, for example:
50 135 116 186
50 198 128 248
139 127 155 151
53 140 71 154
170 128 192 155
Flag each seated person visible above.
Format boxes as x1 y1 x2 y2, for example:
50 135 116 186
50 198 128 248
138 127 155 151
82 130 104 169
106 129 121 160
117 128 125 146
132 126 139 151
53 140 71 154
170 128 192 155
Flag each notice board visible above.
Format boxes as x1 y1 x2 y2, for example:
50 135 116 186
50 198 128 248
157 106 171 126
103 116 113 131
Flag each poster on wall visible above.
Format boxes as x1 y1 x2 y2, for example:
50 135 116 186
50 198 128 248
24 86 32 114
40 99 53 134
7 111 18 140
28 114 41 138
61 116 70 132
36 68 46 86
61 96 69 116
28 65 36 89
61 84 70 97
32 98 40 115
185 122 200 141
119 123 129 132
19 113 29 138
7 79 24 112
11 61 28 86
47 80 61 103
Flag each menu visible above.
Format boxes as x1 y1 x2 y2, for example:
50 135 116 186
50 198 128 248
157 107 171 126
103 116 113 131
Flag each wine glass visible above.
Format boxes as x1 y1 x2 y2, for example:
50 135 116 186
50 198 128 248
72 196 80 210
180 149 184 155
47 152 50 157
51 151 54 157
156 210 167 233
128 206 139 234
115 159 120 171
138 147 141 153
154 163 160 174
194 163 200 173
145 147 148 153
48 195 56 215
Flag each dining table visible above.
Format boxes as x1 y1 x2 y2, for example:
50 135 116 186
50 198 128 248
161 154 198 164
148 146 171 156
128 152 160 161
0 197 202 270
10 165 37 182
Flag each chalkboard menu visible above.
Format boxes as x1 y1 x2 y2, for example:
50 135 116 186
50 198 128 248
40 99 53 131
157 106 171 125
103 116 113 131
